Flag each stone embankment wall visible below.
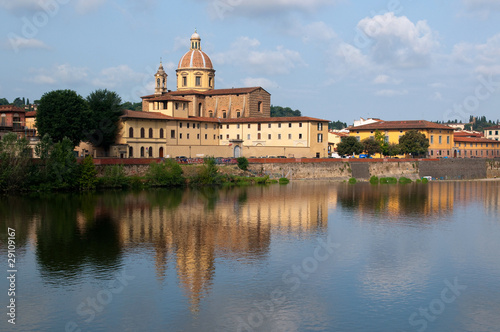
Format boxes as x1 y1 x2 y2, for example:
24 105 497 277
92 158 500 180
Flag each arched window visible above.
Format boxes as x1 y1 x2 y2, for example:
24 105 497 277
0 114 5 126
159 147 164 158
159 128 164 138
236 111 241 118
129 127 134 138
149 128 153 138
129 146 133 157
140 147 145 157
148 147 153 157
209 111 213 118
222 111 227 119
140 128 145 138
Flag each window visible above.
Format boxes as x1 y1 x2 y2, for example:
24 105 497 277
278 123 282 128
268 134 271 139
187 134 190 139
205 134 207 139
171 130 175 139
237 124 240 129
289 123 292 128
317 133 323 143
439 136 442 144
149 128 153 138
258 123 261 131
226 134 230 139
288 134 292 140
149 147 153 157
180 122 183 128
258 101 262 113
209 77 213 87
129 127 134 138
356 136 360 141
197 123 200 129
299 123 303 128
258 133 261 140
430 135 434 144
197 134 200 139
205 124 208 129
278 134 281 140
196 76 201 86
490 131 493 135
236 111 241 118
214 134 216 139
299 134 302 139
140 128 145 138
214 124 217 129
209 111 213 118
140 147 145 157
496 131 499 135
268 123 271 128
129 147 133 157
180 133 182 139
175 103 179 110
237 134 240 139
183 76 187 86
247 134 251 140
318 123 323 131
220 135 223 139
384 136 389 143
223 112 227 118
447 136 450 144
160 129 164 138
227 124 230 129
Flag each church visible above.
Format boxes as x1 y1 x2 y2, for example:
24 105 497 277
103 31 329 159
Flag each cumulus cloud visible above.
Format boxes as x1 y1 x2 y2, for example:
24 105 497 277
357 13 439 68
241 77 279 89
92 65 150 88
375 89 408 97
30 64 89 85
6 37 50 52
212 37 305 75
452 33 500 75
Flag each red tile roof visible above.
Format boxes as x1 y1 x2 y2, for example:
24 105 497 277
484 125 500 130
178 49 213 69
25 111 37 117
454 131 483 137
142 87 267 99
146 95 192 102
219 116 329 124
352 120 453 131
121 110 221 123
0 105 25 113
454 137 500 144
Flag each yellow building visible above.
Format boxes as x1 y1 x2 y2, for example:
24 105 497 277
349 120 454 158
453 131 500 158
104 30 329 159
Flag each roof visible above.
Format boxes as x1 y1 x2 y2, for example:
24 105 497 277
329 131 349 137
178 49 213 70
352 120 454 131
454 131 483 137
142 87 267 99
0 105 25 113
454 136 500 144
484 125 500 130
220 116 329 124
121 110 221 123
146 95 191 102
25 111 36 117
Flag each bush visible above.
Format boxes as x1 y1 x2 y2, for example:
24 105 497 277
398 177 413 184
79 155 97 190
278 177 290 185
416 179 422 183
236 157 249 171
0 133 32 191
380 177 397 184
101 164 128 188
348 177 357 184
191 157 223 186
422 178 429 184
369 176 379 184
146 159 184 187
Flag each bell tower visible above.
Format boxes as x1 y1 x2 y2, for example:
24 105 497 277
154 60 167 97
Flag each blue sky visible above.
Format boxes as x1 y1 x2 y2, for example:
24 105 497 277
1 0 500 124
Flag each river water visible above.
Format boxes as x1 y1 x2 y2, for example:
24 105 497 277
1 181 499 332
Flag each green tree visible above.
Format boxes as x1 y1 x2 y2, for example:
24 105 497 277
399 130 430 158
121 101 142 111
86 89 124 155
271 105 301 117
146 159 184 187
362 137 381 156
0 98 9 105
328 120 347 130
236 156 249 171
336 136 364 156
13 97 24 107
374 130 389 155
36 90 93 147
386 143 401 157
0 133 32 191
79 155 98 190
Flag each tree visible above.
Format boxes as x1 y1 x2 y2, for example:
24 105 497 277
36 90 93 147
362 137 381 156
399 130 430 158
336 136 364 156
271 105 301 117
374 130 388 155
0 133 32 191
386 143 401 157
86 89 124 155
0 98 9 105
329 120 347 130
13 97 24 107
121 101 142 111
79 155 98 190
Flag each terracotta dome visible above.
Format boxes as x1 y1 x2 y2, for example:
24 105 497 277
178 49 213 70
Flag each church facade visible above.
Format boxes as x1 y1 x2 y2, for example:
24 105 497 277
105 31 329 159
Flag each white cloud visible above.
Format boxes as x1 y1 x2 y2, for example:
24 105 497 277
0 0 41 12
92 65 149 88
31 64 89 85
463 0 500 13
452 33 500 75
6 37 50 51
375 89 408 97
213 37 305 75
241 77 279 89
373 75 402 85
357 13 439 68
75 0 107 14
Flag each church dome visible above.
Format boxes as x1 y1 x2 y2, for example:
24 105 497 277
178 49 213 70
178 30 213 70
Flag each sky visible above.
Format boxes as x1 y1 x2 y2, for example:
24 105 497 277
1 0 500 124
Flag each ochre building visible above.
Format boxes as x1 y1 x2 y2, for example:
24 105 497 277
105 31 329 159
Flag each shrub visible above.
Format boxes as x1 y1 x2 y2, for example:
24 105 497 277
348 177 357 184
278 177 290 185
101 164 128 188
369 176 379 184
79 155 98 190
146 159 184 187
398 177 413 184
422 178 429 184
236 157 249 171
380 177 397 184
416 179 422 183
191 157 223 186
